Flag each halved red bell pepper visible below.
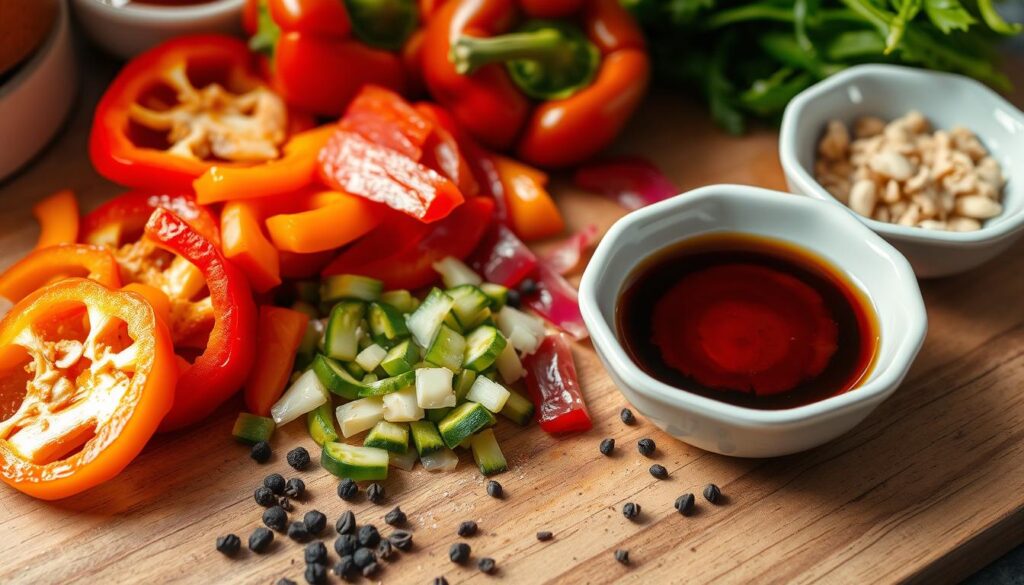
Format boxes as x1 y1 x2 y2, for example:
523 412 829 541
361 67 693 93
32 190 79 250
0 245 122 304
80 190 221 249
244 306 310 416
522 333 592 434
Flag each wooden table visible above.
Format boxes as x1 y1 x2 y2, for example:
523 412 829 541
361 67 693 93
1 47 1022 585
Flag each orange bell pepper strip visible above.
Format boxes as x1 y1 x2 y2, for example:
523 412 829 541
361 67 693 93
266 191 384 254
193 125 335 204
244 306 310 416
492 155 564 241
0 278 176 500
32 190 79 250
220 201 282 293
121 283 172 326
0 244 122 304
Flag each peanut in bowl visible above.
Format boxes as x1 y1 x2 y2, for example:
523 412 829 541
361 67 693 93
779 64 1024 278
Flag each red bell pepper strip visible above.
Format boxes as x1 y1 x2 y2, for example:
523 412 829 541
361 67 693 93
414 103 480 197
573 157 679 210
523 333 592 434
342 86 433 161
523 263 588 340
245 306 310 416
145 209 257 431
81 190 221 248
32 190 79 250
468 223 538 287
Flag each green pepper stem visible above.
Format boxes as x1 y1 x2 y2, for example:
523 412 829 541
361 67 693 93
450 29 572 75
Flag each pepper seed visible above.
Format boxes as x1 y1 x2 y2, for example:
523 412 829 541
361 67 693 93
352 547 376 568
250 441 271 463
215 534 240 556
518 278 538 296
254 486 277 507
304 562 327 585
457 520 478 537
478 557 497 574
649 464 668 479
622 502 641 520
304 541 328 565
620 408 636 425
357 524 381 548
614 549 630 565
288 521 311 542
287 446 311 470
703 483 722 504
637 438 655 457
599 438 615 456
262 505 288 532
674 493 695 516
389 530 414 551
336 510 356 535
337 478 358 501
304 510 327 535
384 506 406 526
334 534 357 557
449 542 471 564
366 482 385 504
486 480 503 498
263 473 286 494
285 477 305 499
248 527 273 553
536 531 553 542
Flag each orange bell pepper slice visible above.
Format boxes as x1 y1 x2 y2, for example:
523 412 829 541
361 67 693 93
0 244 122 304
0 278 176 499
221 201 282 293
265 190 383 254
32 190 79 250
121 282 171 326
244 305 310 416
492 155 564 241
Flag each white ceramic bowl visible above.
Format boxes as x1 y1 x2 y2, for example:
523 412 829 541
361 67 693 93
780 64 1024 278
0 0 76 182
579 185 927 458
72 0 244 60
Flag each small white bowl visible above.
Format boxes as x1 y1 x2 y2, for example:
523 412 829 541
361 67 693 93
579 185 927 458
780 64 1024 278
72 0 244 60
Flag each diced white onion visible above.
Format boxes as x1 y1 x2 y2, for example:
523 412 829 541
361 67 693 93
271 369 327 426
415 367 456 408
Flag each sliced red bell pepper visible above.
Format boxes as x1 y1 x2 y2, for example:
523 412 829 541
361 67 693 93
468 223 538 287
341 86 433 161
414 103 480 197
522 333 592 434
32 190 79 250
81 190 221 248
245 306 310 416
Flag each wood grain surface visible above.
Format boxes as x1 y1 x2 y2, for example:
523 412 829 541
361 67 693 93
0 48 1022 585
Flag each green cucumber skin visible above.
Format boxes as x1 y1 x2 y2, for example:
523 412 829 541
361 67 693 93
380 340 418 377
307 403 339 446
425 407 451 423
500 389 536 426
232 413 275 444
380 290 417 314
321 274 384 303
453 370 477 403
320 443 389 481
471 430 508 476
438 402 496 449
364 422 409 454
369 302 410 348
425 324 465 373
357 370 416 398
463 326 507 372
324 301 365 362
409 420 446 456
480 283 508 310
312 354 363 400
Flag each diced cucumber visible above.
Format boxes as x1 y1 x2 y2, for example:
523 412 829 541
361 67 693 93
294 318 325 370
433 256 483 288
466 376 511 413
470 428 508 475
358 369 415 397
336 396 385 438
425 324 465 373
438 402 496 449
389 448 418 471
496 306 545 341
443 311 463 334
324 301 365 362
355 343 388 372
420 447 459 472
307 402 339 446
406 288 454 348
508 325 542 355
369 302 410 348
312 354 364 400
362 373 378 384
416 367 456 408
380 340 418 376
232 412 275 444
500 389 535 425
448 285 492 330
495 342 524 383
463 326 507 372
364 420 409 454
382 387 424 422
409 420 445 456
454 369 477 403
344 360 367 379
425 407 451 423
381 289 418 314
321 274 383 303
271 369 328 426
321 442 389 480
480 283 508 310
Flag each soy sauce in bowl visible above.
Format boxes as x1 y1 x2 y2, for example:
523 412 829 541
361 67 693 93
616 233 879 410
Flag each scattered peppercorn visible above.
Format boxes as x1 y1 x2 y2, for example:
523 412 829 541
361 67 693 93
536 531 553 542
288 521 311 542
376 538 394 560
599 438 615 456
248 527 273 553
478 557 496 574
304 562 327 585
433 577 449 585
649 464 668 479
255 486 277 507
389 530 413 551
674 493 695 516
334 534 357 557
384 506 406 526
215 534 240 556
304 541 328 565
620 408 636 425
449 542 471 564
361 562 379 577
703 483 722 504
336 510 356 535
337 479 358 501
357 524 381 548
250 441 271 463
518 278 538 296
614 549 630 565
304 510 327 535
333 556 356 580
366 482 385 504
263 505 288 532
622 502 641 520
277 579 297 585
486 480 503 498
279 497 293 512
505 288 522 309
352 547 376 568
637 438 655 457
263 473 286 494
457 520 478 537
287 447 311 470
285 477 305 499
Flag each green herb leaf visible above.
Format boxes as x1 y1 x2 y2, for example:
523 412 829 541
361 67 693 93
922 0 975 33
976 0 1023 34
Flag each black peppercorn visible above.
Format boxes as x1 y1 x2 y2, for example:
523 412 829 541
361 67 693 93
620 408 636 425
250 441 271 463
622 502 641 520
614 549 629 565
288 521 311 542
361 562 380 577
486 480 503 498
304 562 327 585
304 510 327 535
285 477 305 499
599 438 615 456
263 505 288 532
279 497 293 511
674 493 695 516
649 464 668 479
536 531 553 542
703 483 722 504
333 556 356 580
336 510 356 535
254 486 277 507
334 534 358 557
433 577 449 585
478 557 496 574
215 534 240 556
637 438 655 457
384 506 406 526
518 278 538 296
304 541 328 565
449 542 471 564
357 524 381 548
337 478 358 501
457 520 478 537
505 288 521 308
366 482 385 504
263 473 286 494
376 538 394 560
248 527 273 553
389 530 413 551
352 547 376 569
287 447 311 470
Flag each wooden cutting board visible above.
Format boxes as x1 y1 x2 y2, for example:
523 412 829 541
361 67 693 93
0 49 1022 585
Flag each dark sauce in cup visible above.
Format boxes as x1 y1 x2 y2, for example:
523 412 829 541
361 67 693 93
616 233 878 410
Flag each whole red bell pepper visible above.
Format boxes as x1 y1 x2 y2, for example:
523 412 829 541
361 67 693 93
145 209 258 431
421 0 650 167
